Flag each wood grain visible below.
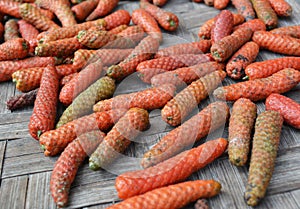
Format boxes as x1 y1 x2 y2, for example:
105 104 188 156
0 0 299 209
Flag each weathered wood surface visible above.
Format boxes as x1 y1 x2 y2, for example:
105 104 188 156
0 0 300 209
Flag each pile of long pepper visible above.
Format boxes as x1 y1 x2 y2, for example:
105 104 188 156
1 0 300 208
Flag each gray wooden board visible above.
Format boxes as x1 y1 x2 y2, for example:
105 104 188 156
0 0 300 209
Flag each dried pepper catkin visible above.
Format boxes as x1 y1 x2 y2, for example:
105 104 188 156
250 0 278 29
86 0 119 21
245 57 300 80
155 40 211 58
210 27 253 62
142 102 229 168
270 25 300 39
268 0 292 16
228 98 257 166
35 38 83 57
60 73 78 87
233 19 266 32
252 31 300 56
4 19 20 42
19 3 59 31
56 76 115 128
111 180 221 209
59 61 103 106
116 138 227 199
40 109 127 156
198 13 245 40
89 108 149 170
0 0 21 18
6 88 38 111
211 10 234 44
55 64 82 77
106 36 160 81
137 54 212 83
231 0 255 20
0 38 29 61
266 93 300 129
132 8 162 43
28 66 59 140
73 49 132 68
226 41 260 80
93 84 175 112
0 56 56 82
213 68 300 101
77 30 125 49
161 70 226 126
140 0 179 31
214 0 230 10
50 131 105 208
109 24 128 35
71 0 99 22
117 25 145 43
103 9 131 30
245 111 283 206
17 20 39 53
12 67 44 92
37 19 106 43
153 0 169 6
151 62 224 87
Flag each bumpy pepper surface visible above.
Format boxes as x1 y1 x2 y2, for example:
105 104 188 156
40 109 126 156
106 36 160 81
140 0 179 31
137 53 212 83
210 27 253 62
231 0 256 20
252 31 300 56
56 76 115 128
0 38 29 61
19 3 59 31
93 84 175 112
6 88 38 111
50 131 105 208
214 68 300 101
226 41 260 80
268 0 292 16
266 93 300 129
59 61 103 106
228 98 257 166
4 19 20 41
154 40 212 58
116 138 227 199
89 108 149 170
110 180 221 209
151 62 225 87
86 0 119 21
250 0 278 29
245 110 283 206
12 67 44 92
161 70 226 126
245 57 300 80
211 10 234 44
270 25 300 39
28 65 59 140
0 56 56 82
142 102 229 168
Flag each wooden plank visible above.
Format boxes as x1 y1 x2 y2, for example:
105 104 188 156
65 179 118 209
0 81 16 114
0 111 32 125
0 140 6 178
0 176 28 209
0 121 31 141
25 172 57 209
291 189 300 207
5 137 42 158
2 153 58 179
